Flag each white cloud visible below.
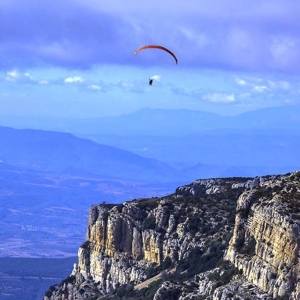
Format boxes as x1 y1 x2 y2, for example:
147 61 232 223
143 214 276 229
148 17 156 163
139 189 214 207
235 76 293 95
253 85 268 93
88 84 102 90
202 93 236 103
5 70 19 81
5 69 49 85
64 76 84 83
150 75 161 81
235 78 247 86
64 76 85 84
24 72 34 80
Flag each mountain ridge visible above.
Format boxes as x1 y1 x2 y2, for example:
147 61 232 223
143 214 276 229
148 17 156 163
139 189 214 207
1 105 300 135
0 126 177 182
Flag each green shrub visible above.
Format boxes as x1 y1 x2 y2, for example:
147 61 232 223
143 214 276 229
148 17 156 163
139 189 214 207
143 215 156 230
239 235 256 256
162 256 172 270
158 287 181 300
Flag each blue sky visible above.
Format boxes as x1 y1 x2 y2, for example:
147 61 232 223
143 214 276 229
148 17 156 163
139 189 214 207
1 0 300 118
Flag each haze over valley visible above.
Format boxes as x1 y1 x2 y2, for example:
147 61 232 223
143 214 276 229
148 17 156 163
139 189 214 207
1 106 300 258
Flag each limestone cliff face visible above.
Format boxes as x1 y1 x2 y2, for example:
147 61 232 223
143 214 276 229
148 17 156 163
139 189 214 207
44 172 300 300
225 172 300 299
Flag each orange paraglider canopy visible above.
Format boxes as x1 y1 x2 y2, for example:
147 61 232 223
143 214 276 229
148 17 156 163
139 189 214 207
134 45 178 64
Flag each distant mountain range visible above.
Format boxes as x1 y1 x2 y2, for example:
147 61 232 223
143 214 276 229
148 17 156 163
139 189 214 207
1 105 300 178
84 128 300 170
1 105 300 135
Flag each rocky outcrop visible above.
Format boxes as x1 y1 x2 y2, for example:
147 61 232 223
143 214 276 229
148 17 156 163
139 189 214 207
225 172 300 299
44 171 300 299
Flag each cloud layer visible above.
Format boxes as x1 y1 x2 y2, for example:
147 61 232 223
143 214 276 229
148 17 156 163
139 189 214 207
1 0 300 75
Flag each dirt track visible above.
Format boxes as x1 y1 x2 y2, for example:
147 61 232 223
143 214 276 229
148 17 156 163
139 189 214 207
134 268 175 290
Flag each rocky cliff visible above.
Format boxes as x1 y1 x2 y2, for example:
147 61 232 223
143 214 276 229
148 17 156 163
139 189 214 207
44 171 300 299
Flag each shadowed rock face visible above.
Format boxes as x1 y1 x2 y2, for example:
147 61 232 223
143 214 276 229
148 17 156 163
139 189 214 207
44 171 300 300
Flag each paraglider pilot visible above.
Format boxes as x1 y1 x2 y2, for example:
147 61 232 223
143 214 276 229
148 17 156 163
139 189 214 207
149 78 154 86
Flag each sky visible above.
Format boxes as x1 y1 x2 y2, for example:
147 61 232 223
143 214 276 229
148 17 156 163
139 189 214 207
1 0 300 118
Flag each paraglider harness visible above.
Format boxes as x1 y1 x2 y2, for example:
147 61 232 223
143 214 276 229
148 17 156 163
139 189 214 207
149 78 154 86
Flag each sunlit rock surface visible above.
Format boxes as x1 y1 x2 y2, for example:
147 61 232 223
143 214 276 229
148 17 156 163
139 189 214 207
44 171 300 299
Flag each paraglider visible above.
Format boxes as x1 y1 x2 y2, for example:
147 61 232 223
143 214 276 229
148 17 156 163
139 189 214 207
134 45 178 64
134 45 177 85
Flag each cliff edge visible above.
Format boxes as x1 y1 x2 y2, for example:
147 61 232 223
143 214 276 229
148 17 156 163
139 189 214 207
44 171 300 299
